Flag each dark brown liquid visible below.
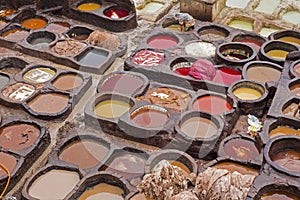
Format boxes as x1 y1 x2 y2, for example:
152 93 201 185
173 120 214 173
28 93 69 114
213 162 259 176
198 29 227 41
0 123 40 150
100 74 144 96
272 150 300 173
59 140 109 169
0 152 17 178
269 126 300 138
224 138 260 160
290 84 300 97
52 74 83 91
261 191 300 200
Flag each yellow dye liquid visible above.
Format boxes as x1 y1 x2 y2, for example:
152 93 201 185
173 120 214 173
233 87 262 100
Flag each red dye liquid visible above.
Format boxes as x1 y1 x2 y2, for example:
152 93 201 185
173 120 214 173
234 39 262 51
192 95 232 114
174 67 191 76
104 9 129 19
147 35 178 49
212 67 241 86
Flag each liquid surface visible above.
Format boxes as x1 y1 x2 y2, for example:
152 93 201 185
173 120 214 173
78 183 124 200
0 152 17 178
272 149 300 173
77 3 101 11
29 170 80 199
224 138 260 160
226 0 250 8
107 153 146 174
198 29 227 41
59 140 109 169
137 2 164 13
22 18 47 30
52 74 83 91
2 29 29 41
259 27 280 37
192 95 232 114
212 67 241 86
131 107 169 128
2 83 35 102
233 87 262 100
213 162 259 176
180 117 218 139
94 99 131 118
294 63 300 77
147 35 178 49
282 11 300 25
255 0 280 14
28 93 69 114
104 9 129 19
290 84 300 96
266 49 289 60
269 126 300 138
78 49 108 66
246 65 281 83
45 22 70 34
261 191 300 200
23 68 55 84
228 20 253 31
278 36 300 46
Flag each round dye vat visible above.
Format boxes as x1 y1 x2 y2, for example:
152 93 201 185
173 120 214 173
77 3 101 11
282 11 300 25
23 67 55 84
221 48 251 61
2 83 35 102
78 48 109 66
278 36 300 46
21 18 47 30
180 117 218 139
104 9 129 19
261 191 300 200
228 20 253 32
271 149 300 174
0 152 17 178
192 95 232 115
293 63 300 77
147 35 178 49
78 183 124 200
0 123 39 150
131 106 169 128
45 22 70 34
232 87 262 100
0 8 16 17
266 49 289 60
28 169 80 199
52 74 83 91
259 27 280 37
131 50 164 66
51 40 87 57
100 74 144 96
107 153 146 175
223 138 259 160
172 62 192 76
165 24 183 32
94 99 131 119
212 67 241 86
59 139 109 169
198 28 228 41
2 29 29 41
169 160 191 175
29 37 54 47
213 162 259 176
246 65 281 84
290 84 300 96
28 93 69 114
0 74 9 90
137 2 164 14
185 42 216 57
269 126 300 138
139 87 191 112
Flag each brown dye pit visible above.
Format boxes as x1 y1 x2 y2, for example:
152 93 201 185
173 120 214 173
269 126 300 138
221 49 250 61
28 93 69 114
246 65 281 84
137 88 191 112
180 117 218 139
45 22 70 35
213 162 259 176
0 8 16 17
52 74 83 91
2 82 35 102
28 169 80 199
78 183 124 200
198 29 227 41
223 138 260 160
59 139 109 169
290 84 300 97
0 123 40 151
51 40 87 57
0 152 17 177
283 103 300 119
272 149 300 174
